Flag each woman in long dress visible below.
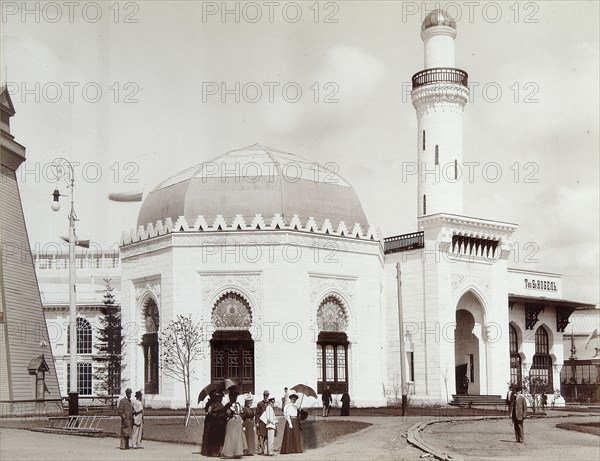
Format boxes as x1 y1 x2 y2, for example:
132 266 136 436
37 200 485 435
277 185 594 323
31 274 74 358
241 394 256 456
280 394 303 454
221 390 248 459
340 389 351 416
201 392 227 457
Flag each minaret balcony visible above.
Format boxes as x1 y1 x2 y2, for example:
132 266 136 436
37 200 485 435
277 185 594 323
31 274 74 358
412 67 468 90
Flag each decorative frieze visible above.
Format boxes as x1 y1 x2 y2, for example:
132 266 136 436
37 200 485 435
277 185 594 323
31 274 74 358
120 213 380 247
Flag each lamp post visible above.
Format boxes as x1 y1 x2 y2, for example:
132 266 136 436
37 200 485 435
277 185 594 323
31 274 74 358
50 158 79 416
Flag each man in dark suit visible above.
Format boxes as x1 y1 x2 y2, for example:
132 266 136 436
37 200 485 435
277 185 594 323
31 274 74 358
510 386 527 443
255 390 270 454
117 388 133 449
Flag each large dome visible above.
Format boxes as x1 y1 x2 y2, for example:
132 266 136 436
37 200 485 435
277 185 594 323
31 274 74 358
137 144 370 230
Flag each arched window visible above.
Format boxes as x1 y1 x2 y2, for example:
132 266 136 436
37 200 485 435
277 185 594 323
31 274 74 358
143 297 160 394
67 317 92 354
509 324 522 385
316 296 349 394
530 327 553 390
77 318 92 354
210 292 255 394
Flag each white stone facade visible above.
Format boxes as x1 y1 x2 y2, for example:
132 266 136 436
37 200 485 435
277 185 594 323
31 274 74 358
120 215 384 407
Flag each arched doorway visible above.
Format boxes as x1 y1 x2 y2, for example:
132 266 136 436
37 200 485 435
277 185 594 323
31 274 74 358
454 290 485 396
454 309 478 395
210 292 254 394
142 297 159 394
316 295 349 394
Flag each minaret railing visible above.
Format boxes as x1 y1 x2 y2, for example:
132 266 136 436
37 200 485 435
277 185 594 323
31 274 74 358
412 67 468 89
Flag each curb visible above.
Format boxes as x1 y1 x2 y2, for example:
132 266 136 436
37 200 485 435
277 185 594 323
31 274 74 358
407 416 507 460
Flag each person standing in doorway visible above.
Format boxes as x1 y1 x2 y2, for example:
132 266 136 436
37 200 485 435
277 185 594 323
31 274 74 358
132 390 144 449
321 386 332 417
117 388 133 450
510 386 527 443
255 390 270 455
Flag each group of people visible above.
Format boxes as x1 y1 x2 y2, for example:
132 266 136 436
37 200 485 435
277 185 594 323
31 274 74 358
117 388 144 450
201 388 304 458
116 385 351 455
321 386 351 417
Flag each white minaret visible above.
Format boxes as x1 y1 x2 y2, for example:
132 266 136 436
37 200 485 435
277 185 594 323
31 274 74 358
411 9 469 217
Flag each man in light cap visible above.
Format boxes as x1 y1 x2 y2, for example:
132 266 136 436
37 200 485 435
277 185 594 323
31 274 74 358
255 390 270 454
117 388 133 449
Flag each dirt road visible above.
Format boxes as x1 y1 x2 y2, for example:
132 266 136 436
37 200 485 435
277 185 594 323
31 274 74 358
1 413 598 460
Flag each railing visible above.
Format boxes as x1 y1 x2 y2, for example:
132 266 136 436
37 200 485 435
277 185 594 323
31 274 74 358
384 231 424 254
412 67 468 89
34 253 120 270
47 415 109 433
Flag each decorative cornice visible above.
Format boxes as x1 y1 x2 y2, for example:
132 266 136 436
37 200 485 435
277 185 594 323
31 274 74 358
120 214 380 247
420 213 518 239
121 228 383 260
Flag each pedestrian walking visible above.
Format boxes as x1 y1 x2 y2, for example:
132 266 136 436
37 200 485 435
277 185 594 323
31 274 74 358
241 394 256 456
255 390 270 455
340 389 351 416
117 388 133 450
280 394 303 454
131 390 144 449
463 375 469 395
321 386 332 417
510 386 527 443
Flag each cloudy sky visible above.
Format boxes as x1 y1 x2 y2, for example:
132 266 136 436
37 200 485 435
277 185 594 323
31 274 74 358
2 1 598 303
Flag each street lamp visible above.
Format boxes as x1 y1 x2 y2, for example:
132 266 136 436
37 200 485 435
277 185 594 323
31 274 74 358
50 158 85 416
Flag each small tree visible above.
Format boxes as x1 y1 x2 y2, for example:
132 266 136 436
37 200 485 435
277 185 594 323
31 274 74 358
94 278 125 407
161 314 205 418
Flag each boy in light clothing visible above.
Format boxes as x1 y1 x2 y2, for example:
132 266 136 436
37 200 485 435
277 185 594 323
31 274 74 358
260 397 278 456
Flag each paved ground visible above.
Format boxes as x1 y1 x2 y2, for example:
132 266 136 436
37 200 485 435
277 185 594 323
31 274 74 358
422 413 600 461
1 412 598 460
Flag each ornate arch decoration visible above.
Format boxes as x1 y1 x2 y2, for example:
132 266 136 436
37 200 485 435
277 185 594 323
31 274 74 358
212 291 253 329
455 289 487 326
317 295 349 332
142 295 160 333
